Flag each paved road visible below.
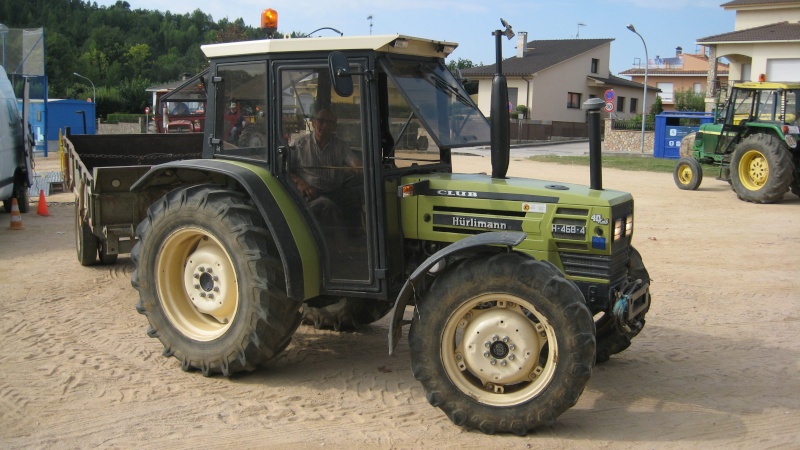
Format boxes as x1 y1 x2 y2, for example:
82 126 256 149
459 140 592 158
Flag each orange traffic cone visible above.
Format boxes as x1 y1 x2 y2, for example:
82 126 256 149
8 198 24 230
37 189 50 216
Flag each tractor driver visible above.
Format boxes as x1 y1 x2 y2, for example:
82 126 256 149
290 108 364 238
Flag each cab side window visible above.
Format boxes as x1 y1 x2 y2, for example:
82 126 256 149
214 62 268 159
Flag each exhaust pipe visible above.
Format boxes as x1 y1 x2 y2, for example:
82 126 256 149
490 20 514 179
584 97 605 190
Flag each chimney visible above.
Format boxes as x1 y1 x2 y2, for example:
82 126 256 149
516 32 528 58
676 46 683 57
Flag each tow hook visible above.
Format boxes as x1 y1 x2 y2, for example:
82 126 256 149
612 279 650 334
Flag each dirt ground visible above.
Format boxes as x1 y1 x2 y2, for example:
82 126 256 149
1 151 799 449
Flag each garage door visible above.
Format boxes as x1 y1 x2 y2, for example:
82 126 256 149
767 59 800 82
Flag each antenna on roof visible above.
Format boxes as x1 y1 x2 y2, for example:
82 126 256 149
367 15 373 35
576 22 586 38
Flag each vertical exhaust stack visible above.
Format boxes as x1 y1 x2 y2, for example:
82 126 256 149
584 97 605 190
490 20 515 179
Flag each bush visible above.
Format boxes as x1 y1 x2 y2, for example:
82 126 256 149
106 113 144 124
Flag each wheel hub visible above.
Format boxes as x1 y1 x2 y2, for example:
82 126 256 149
460 303 541 385
182 238 236 322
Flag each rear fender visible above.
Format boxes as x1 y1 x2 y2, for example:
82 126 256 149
387 231 527 355
132 158 320 301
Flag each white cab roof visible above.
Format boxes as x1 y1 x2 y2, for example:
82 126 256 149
201 34 457 59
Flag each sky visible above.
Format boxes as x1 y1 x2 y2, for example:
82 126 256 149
95 0 736 75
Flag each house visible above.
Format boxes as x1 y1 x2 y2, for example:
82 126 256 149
460 33 656 123
696 0 800 109
619 47 730 111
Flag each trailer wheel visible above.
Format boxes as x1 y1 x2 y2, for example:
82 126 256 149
132 184 302 376
594 247 650 363
301 296 392 331
409 253 594 434
731 134 792 203
75 203 98 266
673 157 703 190
238 126 266 148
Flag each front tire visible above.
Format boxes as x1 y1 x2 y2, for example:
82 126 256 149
731 134 792 203
594 247 650 363
673 157 703 190
131 184 302 376
409 253 594 434
301 296 392 331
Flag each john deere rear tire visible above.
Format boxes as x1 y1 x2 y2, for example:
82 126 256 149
731 134 792 203
409 252 594 435
301 297 392 331
131 184 301 376
673 157 703 190
595 247 650 364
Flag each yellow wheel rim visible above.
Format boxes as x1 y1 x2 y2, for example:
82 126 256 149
156 227 239 341
738 149 769 191
677 163 694 185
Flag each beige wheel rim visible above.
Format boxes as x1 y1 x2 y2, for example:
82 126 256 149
441 293 557 406
156 227 239 341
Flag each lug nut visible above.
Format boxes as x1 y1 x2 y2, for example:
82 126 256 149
509 354 515 361
492 335 499 342
490 359 497 365
502 336 509 343
500 360 507 366
199 267 205 272
483 351 490 358
509 344 516 351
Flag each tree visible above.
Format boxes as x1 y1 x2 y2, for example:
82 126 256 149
648 96 664 123
673 88 705 111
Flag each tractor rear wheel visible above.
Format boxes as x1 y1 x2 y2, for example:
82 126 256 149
731 134 792 203
409 252 594 434
131 184 301 376
673 157 703 190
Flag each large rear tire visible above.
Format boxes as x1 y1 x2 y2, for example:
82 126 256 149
131 184 301 376
730 134 792 203
409 253 594 434
301 296 392 331
673 157 703 190
594 247 650 363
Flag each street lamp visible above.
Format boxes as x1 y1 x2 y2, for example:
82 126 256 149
627 24 648 153
73 72 96 103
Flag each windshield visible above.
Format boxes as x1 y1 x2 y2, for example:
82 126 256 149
382 58 490 149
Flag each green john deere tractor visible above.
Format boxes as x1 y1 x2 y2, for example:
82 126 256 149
129 18 651 434
673 81 800 203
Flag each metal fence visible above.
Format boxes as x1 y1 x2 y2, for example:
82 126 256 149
509 120 590 142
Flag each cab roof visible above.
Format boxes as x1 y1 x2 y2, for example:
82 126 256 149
201 34 457 60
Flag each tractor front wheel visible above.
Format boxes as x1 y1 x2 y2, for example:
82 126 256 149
731 134 792 203
409 252 594 434
131 184 301 376
673 157 703 190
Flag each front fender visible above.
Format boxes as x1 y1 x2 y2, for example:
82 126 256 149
132 158 320 301
388 231 527 355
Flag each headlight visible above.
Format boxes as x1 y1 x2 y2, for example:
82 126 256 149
613 218 623 241
625 215 634 236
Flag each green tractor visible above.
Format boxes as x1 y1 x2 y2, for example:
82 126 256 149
673 81 800 203
130 18 651 434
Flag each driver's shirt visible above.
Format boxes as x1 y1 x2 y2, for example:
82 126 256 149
292 133 357 192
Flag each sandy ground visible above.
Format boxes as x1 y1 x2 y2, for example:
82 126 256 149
1 151 799 449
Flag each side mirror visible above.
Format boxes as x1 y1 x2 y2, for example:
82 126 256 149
329 51 354 97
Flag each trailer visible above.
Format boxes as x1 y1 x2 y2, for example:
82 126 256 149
63 128 203 265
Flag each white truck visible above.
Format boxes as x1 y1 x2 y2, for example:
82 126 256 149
0 65 33 213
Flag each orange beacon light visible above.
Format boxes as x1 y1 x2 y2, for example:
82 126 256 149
262 9 278 36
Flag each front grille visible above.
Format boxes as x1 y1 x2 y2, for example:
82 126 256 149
561 245 629 282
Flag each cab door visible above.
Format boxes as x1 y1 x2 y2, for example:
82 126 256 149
272 58 382 293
